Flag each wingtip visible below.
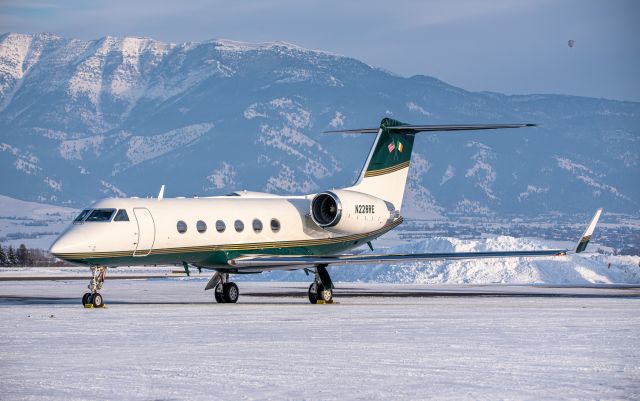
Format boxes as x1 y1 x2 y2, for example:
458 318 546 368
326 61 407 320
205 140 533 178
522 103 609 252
574 208 603 253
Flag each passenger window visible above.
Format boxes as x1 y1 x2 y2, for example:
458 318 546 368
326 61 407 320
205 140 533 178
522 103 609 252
234 220 244 232
270 218 281 233
114 209 129 222
85 209 115 222
177 221 187 234
252 219 263 233
197 220 207 233
216 220 226 233
74 209 91 223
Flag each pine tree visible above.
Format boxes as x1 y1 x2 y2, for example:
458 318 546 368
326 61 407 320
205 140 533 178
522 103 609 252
17 244 30 266
7 245 18 266
0 245 7 266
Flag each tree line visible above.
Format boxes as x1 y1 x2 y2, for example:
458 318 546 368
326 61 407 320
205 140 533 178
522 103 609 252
0 244 71 267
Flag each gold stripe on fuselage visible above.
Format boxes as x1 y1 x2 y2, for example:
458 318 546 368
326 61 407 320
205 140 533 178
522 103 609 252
363 161 409 178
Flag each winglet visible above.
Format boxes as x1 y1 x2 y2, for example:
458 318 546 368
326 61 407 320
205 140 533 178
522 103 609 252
575 208 603 253
158 185 165 200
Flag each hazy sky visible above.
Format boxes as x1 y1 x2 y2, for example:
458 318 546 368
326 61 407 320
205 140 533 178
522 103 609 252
2 0 639 101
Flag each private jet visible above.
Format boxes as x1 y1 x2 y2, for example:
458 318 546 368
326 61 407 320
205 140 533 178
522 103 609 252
50 118 602 307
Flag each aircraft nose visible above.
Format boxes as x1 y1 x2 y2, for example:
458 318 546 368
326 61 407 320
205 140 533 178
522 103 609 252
49 231 87 259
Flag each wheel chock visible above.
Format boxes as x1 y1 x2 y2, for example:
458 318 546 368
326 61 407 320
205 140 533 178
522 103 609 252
84 304 94 308
315 300 335 305
83 304 107 309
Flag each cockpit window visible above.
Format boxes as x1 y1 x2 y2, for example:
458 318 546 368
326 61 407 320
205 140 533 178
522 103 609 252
114 209 129 222
85 209 116 222
73 209 91 223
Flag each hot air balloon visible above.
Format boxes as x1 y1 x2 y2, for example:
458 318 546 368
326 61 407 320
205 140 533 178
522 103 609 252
568 39 575 48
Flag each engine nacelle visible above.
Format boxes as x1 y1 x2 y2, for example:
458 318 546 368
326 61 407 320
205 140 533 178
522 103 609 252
310 190 396 234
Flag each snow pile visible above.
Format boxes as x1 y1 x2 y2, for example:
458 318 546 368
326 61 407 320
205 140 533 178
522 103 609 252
256 235 640 285
358 235 640 284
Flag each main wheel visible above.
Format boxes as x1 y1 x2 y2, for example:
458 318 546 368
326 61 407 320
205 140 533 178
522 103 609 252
92 292 103 308
214 284 226 303
308 283 320 304
223 282 239 303
82 292 92 305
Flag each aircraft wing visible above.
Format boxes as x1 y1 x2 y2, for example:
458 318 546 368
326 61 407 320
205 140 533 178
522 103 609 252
227 209 602 269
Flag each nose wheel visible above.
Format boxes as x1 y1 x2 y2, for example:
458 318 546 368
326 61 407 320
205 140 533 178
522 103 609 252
83 266 107 308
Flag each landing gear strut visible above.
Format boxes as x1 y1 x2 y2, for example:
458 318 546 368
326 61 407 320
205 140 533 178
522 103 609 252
308 264 334 304
82 266 106 308
213 273 239 304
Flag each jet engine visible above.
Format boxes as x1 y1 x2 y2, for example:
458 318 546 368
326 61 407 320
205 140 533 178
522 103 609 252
310 190 397 234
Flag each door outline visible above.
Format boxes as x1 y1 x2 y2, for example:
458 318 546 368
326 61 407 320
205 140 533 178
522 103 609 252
133 207 156 257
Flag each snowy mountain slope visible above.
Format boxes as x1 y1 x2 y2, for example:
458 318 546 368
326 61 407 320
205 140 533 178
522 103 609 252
0 195 76 249
0 32 638 218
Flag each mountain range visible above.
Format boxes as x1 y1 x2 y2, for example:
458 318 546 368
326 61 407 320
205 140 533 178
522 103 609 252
1 32 638 218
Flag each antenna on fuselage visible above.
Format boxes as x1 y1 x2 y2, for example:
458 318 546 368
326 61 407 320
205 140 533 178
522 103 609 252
158 185 165 200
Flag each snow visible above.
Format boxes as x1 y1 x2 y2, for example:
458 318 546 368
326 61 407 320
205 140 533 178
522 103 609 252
100 180 127 198
373 234 640 285
123 123 213 167
1 143 40 175
0 195 74 219
0 195 77 249
213 38 340 57
518 184 549 201
440 164 454 185
205 162 237 190
43 177 62 192
329 111 344 128
252 97 341 182
264 162 318 193
58 135 105 160
454 198 492 216
0 279 638 400
402 153 444 219
243 103 267 119
465 141 497 200
555 156 629 200
406 101 432 116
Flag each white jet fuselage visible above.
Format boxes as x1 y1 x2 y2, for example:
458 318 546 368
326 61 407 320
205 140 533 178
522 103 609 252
50 194 401 270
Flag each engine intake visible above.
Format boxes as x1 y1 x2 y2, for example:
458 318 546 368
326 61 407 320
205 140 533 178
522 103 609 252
311 191 342 227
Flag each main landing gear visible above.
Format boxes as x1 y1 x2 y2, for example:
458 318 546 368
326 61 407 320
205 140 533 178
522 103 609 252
82 266 106 308
308 264 334 304
210 272 239 304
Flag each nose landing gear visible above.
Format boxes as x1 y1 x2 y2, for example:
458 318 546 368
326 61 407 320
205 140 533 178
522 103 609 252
308 264 334 304
83 266 106 308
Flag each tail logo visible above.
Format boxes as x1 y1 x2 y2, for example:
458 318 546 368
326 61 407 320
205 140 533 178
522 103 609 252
387 140 403 153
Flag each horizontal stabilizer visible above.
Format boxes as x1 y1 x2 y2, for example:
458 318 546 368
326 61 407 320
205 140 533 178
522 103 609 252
325 123 536 134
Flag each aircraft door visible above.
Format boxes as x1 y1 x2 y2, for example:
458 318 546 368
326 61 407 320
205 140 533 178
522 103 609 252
133 207 156 257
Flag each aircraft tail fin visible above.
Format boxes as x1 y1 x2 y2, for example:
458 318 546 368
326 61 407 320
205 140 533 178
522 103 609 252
334 118 534 210
342 118 415 210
